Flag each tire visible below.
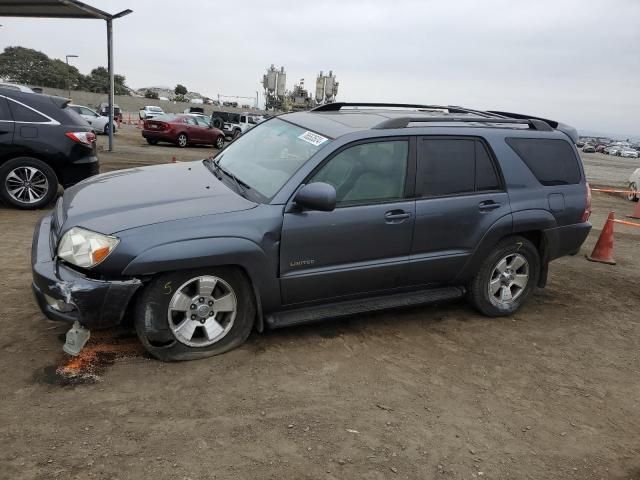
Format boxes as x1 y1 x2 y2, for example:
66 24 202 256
0 157 58 210
212 117 223 129
467 236 540 317
134 267 256 361
233 129 241 140
215 136 224 149
146 138 158 145
628 182 639 202
103 123 116 135
177 133 188 148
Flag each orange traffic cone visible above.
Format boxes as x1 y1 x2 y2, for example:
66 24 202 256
627 199 640 220
171 156 177 163
586 211 616 265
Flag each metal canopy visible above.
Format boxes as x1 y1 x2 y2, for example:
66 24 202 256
0 0 129 20
0 0 132 151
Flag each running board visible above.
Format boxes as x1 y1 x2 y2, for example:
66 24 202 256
266 286 465 329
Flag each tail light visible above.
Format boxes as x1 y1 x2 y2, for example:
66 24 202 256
581 182 592 222
65 131 96 146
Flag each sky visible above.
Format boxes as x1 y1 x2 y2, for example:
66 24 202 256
1 0 639 137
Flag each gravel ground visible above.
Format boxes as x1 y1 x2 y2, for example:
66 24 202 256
1 126 639 480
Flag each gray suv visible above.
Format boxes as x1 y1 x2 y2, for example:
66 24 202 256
32 103 592 361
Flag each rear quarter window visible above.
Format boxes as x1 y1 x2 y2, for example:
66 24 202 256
506 138 581 186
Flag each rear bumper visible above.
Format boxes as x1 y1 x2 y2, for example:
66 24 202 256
142 130 175 142
31 214 142 329
60 154 100 188
544 222 592 261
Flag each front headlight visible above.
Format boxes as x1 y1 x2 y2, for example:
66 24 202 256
57 227 119 268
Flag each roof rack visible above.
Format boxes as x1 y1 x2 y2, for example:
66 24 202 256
372 116 554 132
311 102 499 117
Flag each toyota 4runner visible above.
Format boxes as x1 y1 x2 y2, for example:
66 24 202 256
31 103 592 361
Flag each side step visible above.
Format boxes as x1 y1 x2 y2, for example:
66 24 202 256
266 286 465 329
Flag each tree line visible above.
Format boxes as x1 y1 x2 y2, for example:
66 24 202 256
0 46 129 94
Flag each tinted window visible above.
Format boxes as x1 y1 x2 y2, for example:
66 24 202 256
418 139 475 196
7 99 49 123
312 141 408 205
186 117 198 126
417 138 501 197
476 142 501 191
506 138 581 186
0 97 12 121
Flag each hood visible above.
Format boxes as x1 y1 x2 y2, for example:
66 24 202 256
59 160 256 234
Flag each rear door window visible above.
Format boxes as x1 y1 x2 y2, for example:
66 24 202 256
416 137 501 197
0 97 12 121
506 138 581 185
7 99 49 123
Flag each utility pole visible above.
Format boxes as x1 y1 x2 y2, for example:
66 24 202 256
65 54 78 99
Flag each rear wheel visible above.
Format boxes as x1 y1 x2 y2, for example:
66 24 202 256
628 182 638 202
134 267 255 361
104 123 116 135
0 157 58 209
467 236 540 317
177 133 188 148
215 136 224 149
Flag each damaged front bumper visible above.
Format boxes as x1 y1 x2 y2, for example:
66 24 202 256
31 214 142 329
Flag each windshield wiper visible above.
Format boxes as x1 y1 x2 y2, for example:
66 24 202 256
210 158 249 197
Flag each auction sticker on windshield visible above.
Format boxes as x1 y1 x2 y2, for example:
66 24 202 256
298 131 328 147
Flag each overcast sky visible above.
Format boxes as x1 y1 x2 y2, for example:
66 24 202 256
2 0 639 136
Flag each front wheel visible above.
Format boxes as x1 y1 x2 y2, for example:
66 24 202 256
628 182 638 202
467 236 540 317
215 136 224 149
233 129 241 140
176 133 188 148
146 138 158 145
0 157 58 209
134 267 255 361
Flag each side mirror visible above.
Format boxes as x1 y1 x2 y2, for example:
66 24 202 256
294 182 336 212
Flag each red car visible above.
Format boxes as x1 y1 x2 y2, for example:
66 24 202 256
142 114 225 149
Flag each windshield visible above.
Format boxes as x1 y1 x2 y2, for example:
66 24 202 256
216 118 330 199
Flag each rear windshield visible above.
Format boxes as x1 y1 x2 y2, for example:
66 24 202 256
150 114 176 122
506 138 581 186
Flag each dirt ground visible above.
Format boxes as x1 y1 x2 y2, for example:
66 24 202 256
1 126 639 480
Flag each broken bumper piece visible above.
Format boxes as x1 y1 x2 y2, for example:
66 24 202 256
31 214 142 329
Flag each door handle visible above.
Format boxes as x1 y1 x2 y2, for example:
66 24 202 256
385 210 411 223
478 200 501 212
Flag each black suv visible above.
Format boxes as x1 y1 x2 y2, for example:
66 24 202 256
0 88 98 209
32 103 591 361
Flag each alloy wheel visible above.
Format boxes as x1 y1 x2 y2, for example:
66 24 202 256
167 275 237 347
488 253 529 306
5 166 49 204
216 136 224 149
628 182 638 202
178 134 187 147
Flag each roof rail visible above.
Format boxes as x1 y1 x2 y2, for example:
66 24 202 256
311 102 508 119
311 102 446 112
372 116 554 132
487 110 578 143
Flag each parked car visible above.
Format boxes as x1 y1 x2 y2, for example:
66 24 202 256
595 145 607 153
582 144 595 153
97 102 123 123
210 111 260 139
69 104 115 135
628 168 640 202
620 148 639 158
141 113 225 148
32 102 591 361
605 146 622 155
139 105 165 120
0 88 98 209
0 82 35 93
183 107 205 116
